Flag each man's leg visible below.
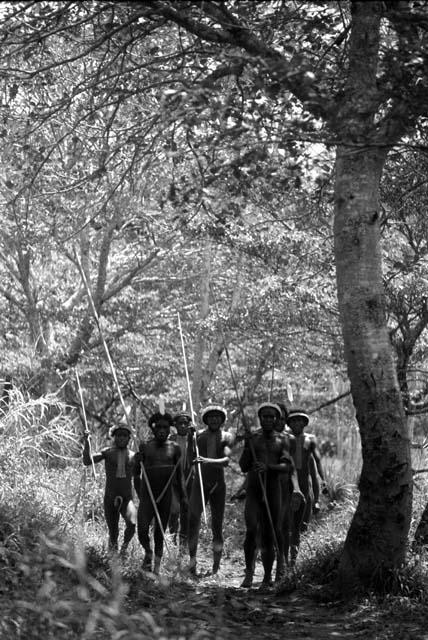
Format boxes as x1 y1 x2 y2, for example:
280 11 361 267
179 491 189 546
188 480 204 574
137 496 154 570
302 491 313 531
210 483 226 574
241 489 260 588
280 480 292 567
104 495 120 551
289 494 306 566
259 515 275 586
267 486 285 583
120 498 137 554
259 489 283 587
169 485 180 542
310 455 321 514
153 493 172 574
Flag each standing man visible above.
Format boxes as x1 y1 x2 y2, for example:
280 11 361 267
169 411 193 545
274 403 303 567
239 403 301 589
82 421 137 555
287 409 326 566
188 404 233 577
134 411 186 574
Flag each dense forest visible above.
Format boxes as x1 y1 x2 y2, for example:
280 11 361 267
1 2 428 638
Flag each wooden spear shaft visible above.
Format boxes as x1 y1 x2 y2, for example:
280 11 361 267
177 311 207 526
269 344 275 402
74 251 169 553
75 367 97 479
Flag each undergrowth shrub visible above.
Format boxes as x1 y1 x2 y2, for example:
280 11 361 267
2 389 428 637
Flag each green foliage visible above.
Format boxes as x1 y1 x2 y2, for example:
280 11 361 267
0 390 427 638
322 457 359 504
0 0 345 417
1 0 428 595
0 386 80 465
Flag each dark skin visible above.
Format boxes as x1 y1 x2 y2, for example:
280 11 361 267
83 427 137 554
193 411 231 468
239 407 302 588
169 414 193 544
134 416 186 574
188 410 232 576
287 415 325 564
274 411 304 566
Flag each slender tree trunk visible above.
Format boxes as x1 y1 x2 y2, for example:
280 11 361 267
192 239 212 412
64 228 112 367
334 144 412 588
200 254 244 402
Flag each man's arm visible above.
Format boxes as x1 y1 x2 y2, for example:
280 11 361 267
82 434 104 466
286 449 305 509
239 442 253 473
195 445 231 468
195 432 233 467
174 444 187 500
312 446 325 482
133 445 144 496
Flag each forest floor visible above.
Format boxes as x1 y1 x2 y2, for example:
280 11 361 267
112 546 428 640
3 465 428 640
82 497 428 640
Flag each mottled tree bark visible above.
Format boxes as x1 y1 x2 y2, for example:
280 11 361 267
333 1 412 587
334 144 412 587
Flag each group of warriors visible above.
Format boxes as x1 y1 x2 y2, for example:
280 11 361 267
82 401 326 588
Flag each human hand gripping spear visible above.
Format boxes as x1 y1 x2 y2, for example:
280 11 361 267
74 250 169 554
210 284 280 558
177 311 207 526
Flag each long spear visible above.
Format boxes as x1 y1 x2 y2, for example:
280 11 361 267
210 284 280 557
177 311 207 526
75 367 97 479
74 250 169 553
269 344 275 402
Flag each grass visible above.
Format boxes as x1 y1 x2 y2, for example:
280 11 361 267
2 392 428 639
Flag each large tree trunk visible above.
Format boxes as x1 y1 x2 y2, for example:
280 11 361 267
332 0 413 590
334 144 413 588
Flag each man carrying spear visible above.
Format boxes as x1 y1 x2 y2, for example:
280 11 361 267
134 410 186 575
76 252 168 564
188 404 233 577
239 402 301 589
286 409 326 566
82 418 138 555
169 410 193 545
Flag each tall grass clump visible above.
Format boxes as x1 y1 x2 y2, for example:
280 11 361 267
0 388 171 639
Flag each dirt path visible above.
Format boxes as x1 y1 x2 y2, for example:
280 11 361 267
127 570 366 640
114 496 428 640
122 551 427 640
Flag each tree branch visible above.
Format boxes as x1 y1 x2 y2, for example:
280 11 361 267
147 0 331 119
309 389 351 414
